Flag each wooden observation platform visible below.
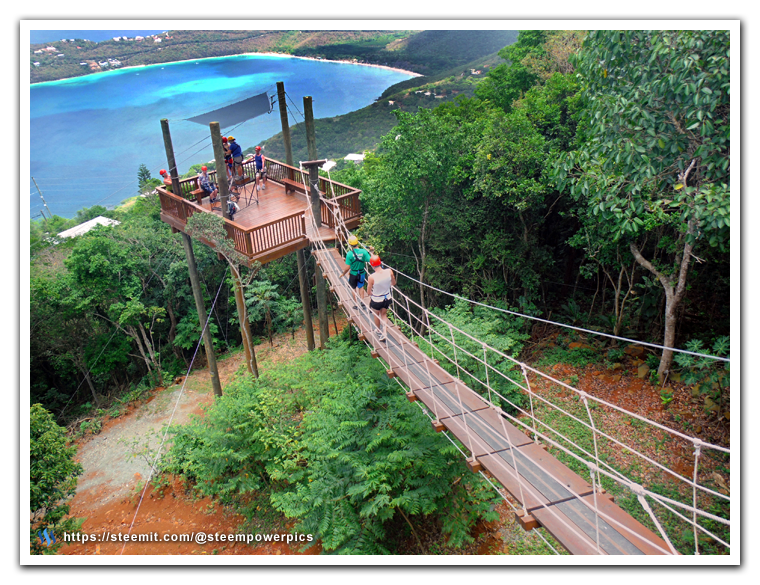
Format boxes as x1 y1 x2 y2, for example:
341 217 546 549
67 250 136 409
312 247 676 556
157 157 361 265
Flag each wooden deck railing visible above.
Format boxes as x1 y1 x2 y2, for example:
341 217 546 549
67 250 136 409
158 183 309 261
249 211 306 255
157 157 361 262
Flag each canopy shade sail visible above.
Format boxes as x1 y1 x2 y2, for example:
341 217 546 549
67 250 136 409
187 91 272 128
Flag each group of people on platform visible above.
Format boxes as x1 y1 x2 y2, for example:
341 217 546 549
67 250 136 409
340 235 395 342
158 136 269 221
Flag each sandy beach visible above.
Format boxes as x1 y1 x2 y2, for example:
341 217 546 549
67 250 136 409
30 50 422 86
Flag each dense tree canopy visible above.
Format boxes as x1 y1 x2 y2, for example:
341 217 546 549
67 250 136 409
553 29 730 379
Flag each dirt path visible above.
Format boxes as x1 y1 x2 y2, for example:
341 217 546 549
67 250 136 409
61 326 325 555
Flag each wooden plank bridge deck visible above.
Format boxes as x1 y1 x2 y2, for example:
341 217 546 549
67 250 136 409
313 247 674 556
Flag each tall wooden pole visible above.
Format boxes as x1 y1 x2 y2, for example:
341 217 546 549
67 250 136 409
180 232 223 398
210 122 230 219
229 262 258 377
303 97 329 347
297 248 315 351
163 117 222 395
276 82 294 169
160 118 182 196
315 259 329 349
303 96 322 228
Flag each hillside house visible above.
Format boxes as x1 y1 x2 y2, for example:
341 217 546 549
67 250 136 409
57 216 120 239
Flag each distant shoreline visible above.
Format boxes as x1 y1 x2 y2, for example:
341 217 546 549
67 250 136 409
30 51 422 86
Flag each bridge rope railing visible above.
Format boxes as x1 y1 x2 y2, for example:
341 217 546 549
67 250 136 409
388 288 730 549
301 169 730 555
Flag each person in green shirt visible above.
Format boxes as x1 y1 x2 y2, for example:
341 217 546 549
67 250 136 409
340 234 372 309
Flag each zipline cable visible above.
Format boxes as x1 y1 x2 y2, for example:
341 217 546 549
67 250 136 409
120 266 229 555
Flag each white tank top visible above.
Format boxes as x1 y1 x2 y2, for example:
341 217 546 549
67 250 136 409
371 269 392 300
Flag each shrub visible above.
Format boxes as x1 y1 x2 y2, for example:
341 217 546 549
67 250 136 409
30 404 83 554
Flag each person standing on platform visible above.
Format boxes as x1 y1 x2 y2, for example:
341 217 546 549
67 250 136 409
222 137 233 181
254 146 267 191
228 136 243 184
366 255 396 342
159 169 173 193
340 235 371 309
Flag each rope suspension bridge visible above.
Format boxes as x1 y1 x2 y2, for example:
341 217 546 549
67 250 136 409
302 165 731 556
145 89 730 556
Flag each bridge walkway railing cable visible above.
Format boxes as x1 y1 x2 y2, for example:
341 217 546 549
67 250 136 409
300 166 730 556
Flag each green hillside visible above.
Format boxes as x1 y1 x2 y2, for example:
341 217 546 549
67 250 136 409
259 33 518 164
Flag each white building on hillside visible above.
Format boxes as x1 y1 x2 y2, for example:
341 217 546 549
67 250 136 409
57 216 121 239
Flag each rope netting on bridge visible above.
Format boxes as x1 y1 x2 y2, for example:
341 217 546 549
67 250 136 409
298 165 731 556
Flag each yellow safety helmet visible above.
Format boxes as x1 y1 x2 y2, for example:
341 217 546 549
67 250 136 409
348 235 359 246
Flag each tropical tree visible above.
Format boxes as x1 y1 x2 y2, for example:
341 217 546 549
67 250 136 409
475 30 547 112
137 163 152 191
553 29 730 381
30 404 83 554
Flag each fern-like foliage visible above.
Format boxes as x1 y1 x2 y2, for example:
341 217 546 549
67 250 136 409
164 337 500 553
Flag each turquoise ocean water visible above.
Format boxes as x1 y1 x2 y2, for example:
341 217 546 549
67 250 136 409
29 54 413 218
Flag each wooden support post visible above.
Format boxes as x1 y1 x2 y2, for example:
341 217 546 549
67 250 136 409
466 458 483 473
229 262 258 378
296 249 315 351
386 369 397 379
406 391 417 403
315 258 329 349
431 420 445 433
160 119 182 197
276 81 294 170
180 232 223 398
370 351 379 358
210 122 230 219
303 96 322 228
515 510 540 532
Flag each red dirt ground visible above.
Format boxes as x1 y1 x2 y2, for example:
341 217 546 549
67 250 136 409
60 324 334 556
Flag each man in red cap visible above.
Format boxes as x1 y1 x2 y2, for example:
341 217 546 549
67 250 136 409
198 165 218 202
159 169 173 193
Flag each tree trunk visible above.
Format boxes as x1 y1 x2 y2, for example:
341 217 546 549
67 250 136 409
126 325 153 373
138 322 161 380
414 201 430 337
630 230 693 383
229 262 258 377
138 321 162 386
166 301 178 344
75 359 99 406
